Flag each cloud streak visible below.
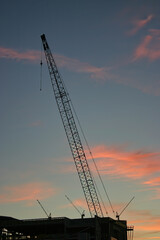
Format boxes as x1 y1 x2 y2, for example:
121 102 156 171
62 198 87 211
143 177 160 187
55 54 111 80
61 144 160 195
143 177 160 199
62 143 160 201
128 209 160 239
0 46 111 81
29 120 43 127
89 145 160 180
0 47 40 62
0 182 56 204
133 29 160 61
128 15 153 35
0 45 160 96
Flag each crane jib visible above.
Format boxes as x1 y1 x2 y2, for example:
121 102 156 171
41 34 103 218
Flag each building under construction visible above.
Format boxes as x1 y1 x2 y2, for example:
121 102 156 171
0 216 134 240
0 34 134 240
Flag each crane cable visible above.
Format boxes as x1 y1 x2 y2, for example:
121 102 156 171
70 98 115 217
40 48 114 217
60 79 107 217
40 42 43 91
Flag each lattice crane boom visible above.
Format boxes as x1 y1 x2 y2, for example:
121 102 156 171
41 34 103 218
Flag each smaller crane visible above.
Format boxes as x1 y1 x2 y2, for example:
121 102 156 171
37 200 51 219
65 195 85 219
116 197 135 220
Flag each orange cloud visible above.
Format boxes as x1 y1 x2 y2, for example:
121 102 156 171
0 182 56 204
61 144 160 198
125 209 160 240
134 237 160 240
133 29 160 61
72 198 88 210
135 218 160 232
131 215 160 232
89 145 160 180
128 15 153 35
143 177 160 187
67 198 88 211
61 197 88 215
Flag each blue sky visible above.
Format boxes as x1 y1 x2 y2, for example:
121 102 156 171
0 1 160 239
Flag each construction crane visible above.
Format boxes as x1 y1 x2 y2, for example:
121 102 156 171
116 197 135 220
37 199 51 219
41 34 103 218
65 195 85 219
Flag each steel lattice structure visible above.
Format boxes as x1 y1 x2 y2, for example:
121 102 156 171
41 34 103 218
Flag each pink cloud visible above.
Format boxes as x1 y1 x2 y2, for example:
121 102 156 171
133 29 160 61
133 35 152 60
66 198 88 211
55 55 109 79
128 15 153 35
0 46 111 80
61 144 160 188
29 120 43 127
61 197 88 216
0 182 56 204
0 47 40 62
1 45 160 96
89 145 160 180
55 54 112 80
87 144 160 200
149 29 160 36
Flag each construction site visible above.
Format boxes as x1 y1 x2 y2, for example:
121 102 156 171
0 215 134 240
0 34 134 240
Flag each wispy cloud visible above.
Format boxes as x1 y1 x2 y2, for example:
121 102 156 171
143 177 160 199
149 29 160 36
0 45 160 96
128 15 153 35
89 145 160 180
0 47 40 62
89 144 160 200
128 209 160 240
62 143 160 200
143 177 160 187
62 198 87 211
55 54 111 80
0 46 111 81
61 144 160 190
132 215 160 233
133 29 160 61
0 182 56 205
29 120 43 127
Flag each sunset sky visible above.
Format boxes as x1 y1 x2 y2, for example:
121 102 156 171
0 1 160 239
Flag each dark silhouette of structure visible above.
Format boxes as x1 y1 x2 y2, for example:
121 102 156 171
0 216 134 240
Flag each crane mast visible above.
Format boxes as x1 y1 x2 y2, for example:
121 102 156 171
41 34 103 218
